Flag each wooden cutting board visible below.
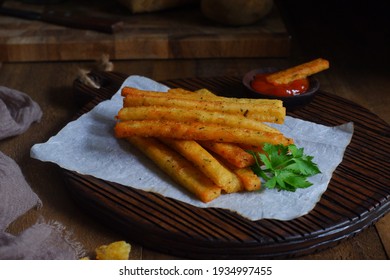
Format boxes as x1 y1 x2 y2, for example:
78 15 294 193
0 0 290 62
64 71 390 259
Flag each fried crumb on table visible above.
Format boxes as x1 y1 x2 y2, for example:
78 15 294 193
96 241 131 260
80 240 131 260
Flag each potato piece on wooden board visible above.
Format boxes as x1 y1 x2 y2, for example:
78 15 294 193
95 241 131 260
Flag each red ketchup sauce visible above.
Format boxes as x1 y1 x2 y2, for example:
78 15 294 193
251 73 309 97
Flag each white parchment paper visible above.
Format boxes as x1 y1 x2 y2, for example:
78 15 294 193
30 75 354 221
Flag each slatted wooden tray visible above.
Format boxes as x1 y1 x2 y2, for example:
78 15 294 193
66 71 390 259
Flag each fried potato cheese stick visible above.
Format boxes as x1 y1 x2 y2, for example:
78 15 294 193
200 141 255 168
123 87 283 108
123 95 285 124
115 85 292 203
266 58 329 85
127 136 222 203
115 120 293 146
160 138 243 193
117 106 280 133
230 166 261 192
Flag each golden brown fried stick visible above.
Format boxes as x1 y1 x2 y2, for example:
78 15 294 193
266 58 329 85
117 106 281 133
123 86 283 107
160 138 243 193
127 136 222 203
115 120 293 147
231 167 261 192
123 95 285 124
200 141 255 168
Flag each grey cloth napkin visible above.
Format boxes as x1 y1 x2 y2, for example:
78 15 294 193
0 86 42 140
0 86 84 259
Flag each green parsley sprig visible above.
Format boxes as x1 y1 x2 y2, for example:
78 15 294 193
249 143 321 192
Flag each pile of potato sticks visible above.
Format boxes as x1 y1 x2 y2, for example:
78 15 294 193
114 86 292 203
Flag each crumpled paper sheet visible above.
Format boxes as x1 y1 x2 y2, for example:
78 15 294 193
30 75 354 221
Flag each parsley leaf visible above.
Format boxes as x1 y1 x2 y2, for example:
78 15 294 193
249 143 321 192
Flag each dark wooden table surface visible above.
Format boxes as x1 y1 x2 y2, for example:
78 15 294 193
0 0 389 259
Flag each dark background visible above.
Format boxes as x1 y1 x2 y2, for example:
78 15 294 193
278 0 389 70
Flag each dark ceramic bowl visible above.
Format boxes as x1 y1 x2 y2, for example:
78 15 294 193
242 67 320 110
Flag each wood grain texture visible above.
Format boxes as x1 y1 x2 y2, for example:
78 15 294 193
65 70 390 259
376 214 390 256
0 0 290 62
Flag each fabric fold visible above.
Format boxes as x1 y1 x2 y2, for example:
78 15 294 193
0 86 43 140
0 86 84 260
